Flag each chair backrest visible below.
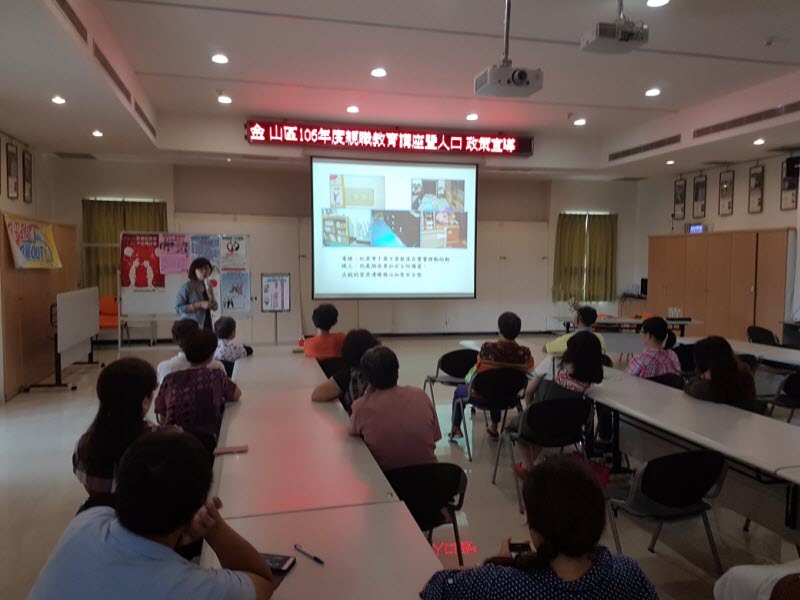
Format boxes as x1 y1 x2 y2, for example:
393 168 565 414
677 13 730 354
220 360 235 378
672 344 695 373
748 326 780 346
384 463 467 531
99 295 118 316
780 372 800 398
640 450 725 508
470 368 529 410
318 357 345 379
601 354 614 368
524 386 592 448
438 349 478 379
647 373 686 390
737 353 759 373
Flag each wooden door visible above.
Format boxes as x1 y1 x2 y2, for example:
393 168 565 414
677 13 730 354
729 232 757 341
498 222 549 331
704 234 732 338
755 229 789 335
647 236 666 315
662 236 686 317
684 235 708 337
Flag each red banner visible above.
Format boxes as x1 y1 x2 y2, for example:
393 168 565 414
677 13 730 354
121 233 165 290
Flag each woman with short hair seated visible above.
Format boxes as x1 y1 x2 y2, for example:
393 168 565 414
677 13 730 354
684 336 760 413
304 303 346 359
420 457 656 600
311 329 380 414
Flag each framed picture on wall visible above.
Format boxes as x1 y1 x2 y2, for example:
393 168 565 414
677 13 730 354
749 165 764 214
780 158 798 211
692 175 707 219
718 170 734 216
22 150 32 204
6 143 18 199
673 178 686 221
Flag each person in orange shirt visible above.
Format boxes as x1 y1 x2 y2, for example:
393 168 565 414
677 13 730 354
303 304 346 359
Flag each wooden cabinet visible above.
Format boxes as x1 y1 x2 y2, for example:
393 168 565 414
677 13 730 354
647 228 794 342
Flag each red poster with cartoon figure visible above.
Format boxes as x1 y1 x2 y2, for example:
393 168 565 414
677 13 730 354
120 233 165 290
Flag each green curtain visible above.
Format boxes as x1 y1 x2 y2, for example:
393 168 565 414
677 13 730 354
123 201 167 232
82 199 123 243
585 214 618 301
552 213 588 301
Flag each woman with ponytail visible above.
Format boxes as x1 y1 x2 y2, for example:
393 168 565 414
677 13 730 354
626 316 681 379
420 457 656 600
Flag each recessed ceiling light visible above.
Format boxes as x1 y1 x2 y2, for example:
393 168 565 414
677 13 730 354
666 160 675 165
346 105 360 114
466 113 479 121
92 130 103 138
754 138 766 145
211 53 229 64
226 158 231 163
51 95 66 105
370 67 387 78
218 94 232 104
646 0 670 7
645 87 661 97
573 117 587 127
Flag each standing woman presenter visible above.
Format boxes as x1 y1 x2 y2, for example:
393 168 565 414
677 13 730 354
176 257 218 331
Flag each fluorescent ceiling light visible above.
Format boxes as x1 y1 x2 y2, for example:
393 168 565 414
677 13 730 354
647 0 670 7
666 160 675 165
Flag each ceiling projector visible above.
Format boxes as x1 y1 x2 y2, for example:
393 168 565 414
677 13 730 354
474 62 543 98
582 0 648 54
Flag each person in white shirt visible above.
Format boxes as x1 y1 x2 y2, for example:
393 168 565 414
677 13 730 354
714 560 800 600
214 316 254 362
157 319 226 384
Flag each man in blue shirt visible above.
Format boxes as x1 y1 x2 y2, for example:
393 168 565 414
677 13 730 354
29 431 274 600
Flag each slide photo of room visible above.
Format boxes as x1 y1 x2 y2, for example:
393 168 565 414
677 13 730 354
321 208 372 246
370 210 421 248
421 211 468 249
329 174 386 209
411 178 465 212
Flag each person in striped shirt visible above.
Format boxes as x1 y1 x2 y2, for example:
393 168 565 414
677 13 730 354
626 317 681 379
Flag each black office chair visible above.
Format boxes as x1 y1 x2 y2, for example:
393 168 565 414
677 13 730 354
423 349 478 405
748 326 781 346
647 373 686 390
499 383 592 513
384 463 468 565
737 354 759 373
608 449 725 575
220 360 235 378
672 344 695 375
318 357 345 379
764 372 800 423
460 368 528 462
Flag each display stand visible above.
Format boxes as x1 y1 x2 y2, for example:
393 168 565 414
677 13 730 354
262 273 291 345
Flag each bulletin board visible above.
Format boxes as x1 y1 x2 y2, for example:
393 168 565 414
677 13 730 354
119 231 251 319
261 273 291 312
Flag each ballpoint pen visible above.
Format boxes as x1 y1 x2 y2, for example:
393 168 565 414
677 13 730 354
294 544 325 565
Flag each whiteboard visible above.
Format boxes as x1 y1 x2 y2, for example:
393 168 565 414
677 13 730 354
57 287 99 353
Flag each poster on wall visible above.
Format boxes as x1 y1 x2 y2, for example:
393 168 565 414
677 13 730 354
190 234 221 273
749 165 764 214
221 234 248 271
692 175 707 219
781 159 798 211
120 233 165 290
673 178 686 221
157 233 190 274
261 273 291 312
6 143 18 199
22 151 32 204
220 272 251 312
718 170 734 216
4 214 62 269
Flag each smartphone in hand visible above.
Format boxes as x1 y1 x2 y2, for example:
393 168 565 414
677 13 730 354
509 542 533 559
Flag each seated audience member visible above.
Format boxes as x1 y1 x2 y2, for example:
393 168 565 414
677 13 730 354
626 317 681 379
684 336 760 413
514 332 604 474
420 457 656 600
30 431 274 600
214 316 254 362
350 346 441 471
156 328 241 438
311 328 380 414
157 319 226 384
715 560 800 600
544 305 608 355
303 303 346 359
73 358 167 501
449 311 534 441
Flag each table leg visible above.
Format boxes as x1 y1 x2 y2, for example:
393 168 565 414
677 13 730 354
787 484 798 529
609 410 632 474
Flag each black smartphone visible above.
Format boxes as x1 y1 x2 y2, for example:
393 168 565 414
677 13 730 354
260 553 296 574
509 542 533 559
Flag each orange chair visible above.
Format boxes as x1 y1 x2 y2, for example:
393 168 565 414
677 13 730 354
99 295 129 342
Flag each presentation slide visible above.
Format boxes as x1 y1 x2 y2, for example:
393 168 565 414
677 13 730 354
312 157 477 299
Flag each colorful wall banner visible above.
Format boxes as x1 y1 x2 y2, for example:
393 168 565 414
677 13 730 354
157 233 190 275
4 214 62 269
220 272 251 312
221 234 248 272
120 233 165 290
190 234 221 273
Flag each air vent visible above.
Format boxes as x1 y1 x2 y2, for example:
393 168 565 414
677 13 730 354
773 146 800 154
134 101 156 138
694 101 800 138
614 177 645 182
54 152 96 160
93 43 131 102
53 0 87 43
608 134 681 161
702 161 734 167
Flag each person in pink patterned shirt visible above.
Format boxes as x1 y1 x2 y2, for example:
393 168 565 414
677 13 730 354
626 317 681 379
